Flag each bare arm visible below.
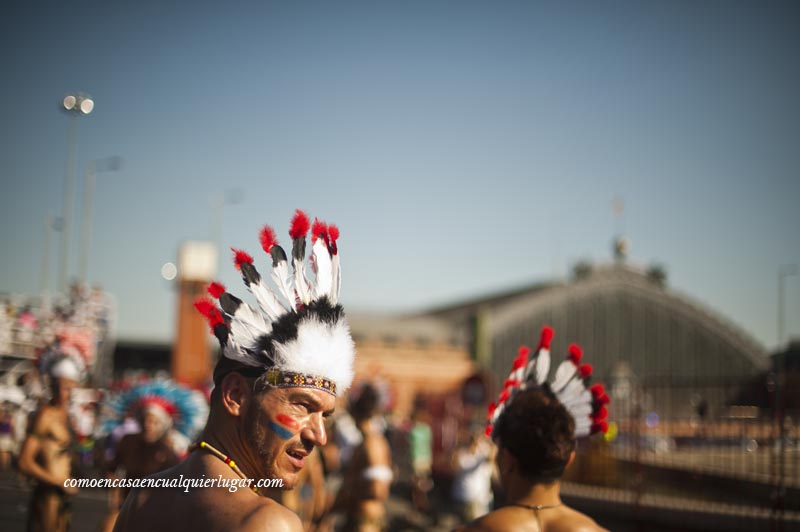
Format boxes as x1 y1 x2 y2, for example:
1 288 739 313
362 436 392 501
17 409 68 488
242 502 303 532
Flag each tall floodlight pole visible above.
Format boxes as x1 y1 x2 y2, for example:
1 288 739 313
59 93 94 293
211 188 243 269
39 215 56 311
79 156 123 284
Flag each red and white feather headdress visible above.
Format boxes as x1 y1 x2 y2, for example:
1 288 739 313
195 210 354 396
486 325 610 438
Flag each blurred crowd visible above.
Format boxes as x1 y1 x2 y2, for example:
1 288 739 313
0 282 112 361
1 354 498 531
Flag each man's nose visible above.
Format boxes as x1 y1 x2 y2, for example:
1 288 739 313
303 414 327 447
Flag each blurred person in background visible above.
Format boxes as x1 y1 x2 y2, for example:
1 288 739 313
408 403 433 514
330 383 393 532
451 427 494 523
18 339 91 532
113 212 356 532
0 402 17 470
99 380 206 532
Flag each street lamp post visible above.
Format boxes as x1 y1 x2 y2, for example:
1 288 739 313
774 264 798 520
59 93 94 293
79 156 123 284
778 264 798 348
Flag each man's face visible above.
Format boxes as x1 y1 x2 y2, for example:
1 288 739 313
55 377 77 405
141 409 170 443
242 386 335 489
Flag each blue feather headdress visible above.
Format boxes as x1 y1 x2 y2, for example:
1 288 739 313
99 380 208 441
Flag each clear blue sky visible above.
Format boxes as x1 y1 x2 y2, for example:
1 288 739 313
1 1 798 349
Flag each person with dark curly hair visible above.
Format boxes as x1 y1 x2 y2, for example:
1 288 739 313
456 388 608 532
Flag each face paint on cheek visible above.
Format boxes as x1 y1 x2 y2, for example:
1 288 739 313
276 414 300 431
268 414 299 440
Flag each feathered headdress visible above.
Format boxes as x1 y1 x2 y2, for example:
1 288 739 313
195 209 354 396
99 380 208 441
486 325 610 438
37 332 94 383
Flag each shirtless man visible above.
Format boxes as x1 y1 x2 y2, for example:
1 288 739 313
332 384 392 532
114 211 356 532
19 353 82 532
457 388 608 532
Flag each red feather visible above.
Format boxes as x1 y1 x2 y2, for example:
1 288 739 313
568 344 583 364
231 248 253 271
487 402 497 418
538 325 554 350
578 364 593 379
259 226 278 253
289 209 310 239
590 383 605 398
498 389 511 404
592 406 609 421
503 379 520 389
207 307 224 328
485 425 493 437
207 282 226 299
311 218 328 243
598 393 610 406
194 298 215 318
591 421 609 434
327 224 340 254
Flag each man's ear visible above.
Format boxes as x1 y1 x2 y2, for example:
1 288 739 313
565 450 576 470
219 372 250 417
499 446 518 476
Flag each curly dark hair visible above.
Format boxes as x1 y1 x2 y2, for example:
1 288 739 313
493 387 575 484
349 383 380 421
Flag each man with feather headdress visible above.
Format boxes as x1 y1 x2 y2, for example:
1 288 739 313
114 210 355 532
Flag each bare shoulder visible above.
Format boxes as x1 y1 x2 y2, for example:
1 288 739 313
453 509 511 532
240 498 302 532
549 506 609 532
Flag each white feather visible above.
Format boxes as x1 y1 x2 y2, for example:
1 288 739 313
561 389 592 409
330 254 341 304
524 348 550 386
310 238 333 300
271 260 295 310
223 339 262 367
567 403 593 419
247 278 287 319
227 300 271 336
551 360 578 393
293 257 312 306
272 315 355 393
556 378 586 404
228 317 267 353
574 419 592 437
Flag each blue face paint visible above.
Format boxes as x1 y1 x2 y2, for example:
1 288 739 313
268 420 294 440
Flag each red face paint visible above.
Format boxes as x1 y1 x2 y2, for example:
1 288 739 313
276 413 300 431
